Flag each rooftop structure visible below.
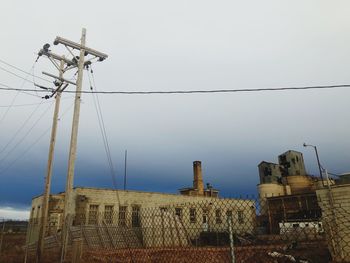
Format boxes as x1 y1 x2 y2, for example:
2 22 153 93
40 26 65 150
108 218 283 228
179 161 219 197
257 150 323 233
28 161 253 246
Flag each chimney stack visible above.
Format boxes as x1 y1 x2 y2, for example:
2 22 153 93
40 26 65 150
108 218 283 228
193 161 204 195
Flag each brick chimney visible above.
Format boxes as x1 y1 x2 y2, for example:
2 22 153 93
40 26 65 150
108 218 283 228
193 161 204 195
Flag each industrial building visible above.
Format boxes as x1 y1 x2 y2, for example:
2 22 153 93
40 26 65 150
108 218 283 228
257 150 324 233
28 161 256 246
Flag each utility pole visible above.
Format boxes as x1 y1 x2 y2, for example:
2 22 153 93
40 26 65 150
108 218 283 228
33 28 107 262
56 28 108 261
36 58 66 263
60 29 86 261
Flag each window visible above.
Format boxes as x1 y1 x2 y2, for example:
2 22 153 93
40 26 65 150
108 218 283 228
160 207 168 212
190 208 196 223
226 210 233 219
88 205 99 225
215 209 222 224
132 206 140 227
175 208 183 220
104 205 113 224
118 206 127 226
238 210 244 224
36 206 41 220
202 209 208 224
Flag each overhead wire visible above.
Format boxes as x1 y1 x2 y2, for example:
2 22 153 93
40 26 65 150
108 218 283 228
0 101 54 168
87 68 135 263
0 58 52 83
87 69 117 185
1 83 350 95
0 59 54 99
0 100 44 155
0 100 75 176
0 126 52 176
0 96 73 108
0 90 20 125
0 61 38 126
0 65 37 85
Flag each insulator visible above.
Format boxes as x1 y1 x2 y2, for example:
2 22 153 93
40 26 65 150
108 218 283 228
43 43 50 52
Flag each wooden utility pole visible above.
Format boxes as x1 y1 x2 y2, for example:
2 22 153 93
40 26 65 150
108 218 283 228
61 28 86 261
63 28 86 221
57 28 108 260
36 59 65 263
33 28 107 263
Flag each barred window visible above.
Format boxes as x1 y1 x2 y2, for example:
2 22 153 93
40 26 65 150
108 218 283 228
160 207 168 212
190 208 196 223
175 208 183 220
202 209 208 224
88 205 99 225
118 206 127 226
104 205 113 224
238 210 244 224
215 209 222 224
226 210 233 221
132 205 140 227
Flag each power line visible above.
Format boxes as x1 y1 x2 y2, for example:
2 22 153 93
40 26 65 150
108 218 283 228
0 62 38 126
87 68 135 263
0 102 54 168
0 96 74 108
0 63 53 98
0 101 44 155
0 65 37 85
88 70 116 180
0 126 51 176
1 83 350 95
0 58 52 83
0 101 54 108
0 91 20 125
0 101 75 176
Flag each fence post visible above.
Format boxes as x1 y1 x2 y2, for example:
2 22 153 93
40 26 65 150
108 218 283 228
0 219 5 257
61 214 72 263
24 219 33 263
227 215 235 263
72 238 83 263
325 169 345 260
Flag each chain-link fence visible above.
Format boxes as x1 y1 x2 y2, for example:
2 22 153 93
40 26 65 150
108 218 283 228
5 192 350 263
0 219 28 263
24 196 331 263
318 187 350 262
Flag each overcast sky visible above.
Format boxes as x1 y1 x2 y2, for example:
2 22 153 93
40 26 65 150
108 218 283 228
1 0 350 219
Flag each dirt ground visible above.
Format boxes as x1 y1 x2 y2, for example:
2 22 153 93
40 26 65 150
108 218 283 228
1 234 332 263
0 233 27 263
82 244 331 263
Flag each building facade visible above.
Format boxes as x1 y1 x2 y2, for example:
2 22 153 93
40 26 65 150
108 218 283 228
257 150 324 233
28 161 255 245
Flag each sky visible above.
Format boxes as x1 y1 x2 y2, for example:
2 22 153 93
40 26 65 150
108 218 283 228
1 0 350 219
